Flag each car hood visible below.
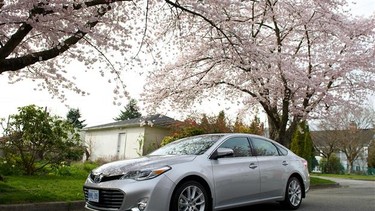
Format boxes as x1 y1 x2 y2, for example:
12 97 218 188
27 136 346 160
92 155 197 176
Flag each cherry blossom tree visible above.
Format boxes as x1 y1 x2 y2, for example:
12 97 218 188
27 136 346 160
144 0 375 146
0 0 148 102
1 0 374 147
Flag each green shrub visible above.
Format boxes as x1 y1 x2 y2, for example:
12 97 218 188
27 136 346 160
0 159 98 178
0 158 22 176
0 105 85 175
56 166 72 176
55 162 98 178
319 154 344 174
83 162 99 173
161 136 178 146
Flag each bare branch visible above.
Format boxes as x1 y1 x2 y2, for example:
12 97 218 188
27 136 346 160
164 0 244 63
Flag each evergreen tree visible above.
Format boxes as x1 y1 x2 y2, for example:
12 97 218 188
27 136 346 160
66 108 86 129
290 121 315 172
233 115 264 135
213 111 230 133
114 99 142 121
248 115 264 135
200 114 213 133
233 116 244 133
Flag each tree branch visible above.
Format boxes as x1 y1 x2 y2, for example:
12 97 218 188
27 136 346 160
164 0 244 63
0 5 112 73
0 0 132 73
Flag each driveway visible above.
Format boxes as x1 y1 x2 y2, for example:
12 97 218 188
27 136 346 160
227 176 375 211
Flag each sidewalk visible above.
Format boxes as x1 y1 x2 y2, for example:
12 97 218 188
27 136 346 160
0 201 86 211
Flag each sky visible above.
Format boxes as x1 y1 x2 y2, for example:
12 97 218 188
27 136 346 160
0 0 374 129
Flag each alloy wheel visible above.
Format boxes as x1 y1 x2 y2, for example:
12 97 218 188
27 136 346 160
287 179 302 207
177 184 206 211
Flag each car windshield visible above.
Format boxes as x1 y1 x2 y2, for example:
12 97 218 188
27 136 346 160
149 135 224 156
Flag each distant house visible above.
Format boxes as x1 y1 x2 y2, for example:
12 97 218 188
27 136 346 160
82 114 179 162
311 128 374 173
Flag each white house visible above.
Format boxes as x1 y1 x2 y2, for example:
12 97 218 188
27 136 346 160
311 129 374 173
82 114 179 162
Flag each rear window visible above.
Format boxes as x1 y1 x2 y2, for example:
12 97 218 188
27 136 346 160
277 145 288 156
251 138 279 156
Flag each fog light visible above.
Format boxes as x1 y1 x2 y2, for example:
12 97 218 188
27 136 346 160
131 198 148 211
138 198 148 211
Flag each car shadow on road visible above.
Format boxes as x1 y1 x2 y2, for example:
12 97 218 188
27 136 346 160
225 202 292 211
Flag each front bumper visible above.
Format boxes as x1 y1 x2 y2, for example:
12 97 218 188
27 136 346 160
83 174 175 211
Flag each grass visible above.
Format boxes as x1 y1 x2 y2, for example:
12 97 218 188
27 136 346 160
310 176 337 185
311 173 375 181
0 162 98 205
0 175 86 204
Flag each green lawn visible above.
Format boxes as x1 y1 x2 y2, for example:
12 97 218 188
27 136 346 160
310 176 336 185
0 175 86 204
311 173 375 181
0 162 97 205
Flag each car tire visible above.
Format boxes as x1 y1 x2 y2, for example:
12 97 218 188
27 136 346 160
170 180 210 211
282 176 303 210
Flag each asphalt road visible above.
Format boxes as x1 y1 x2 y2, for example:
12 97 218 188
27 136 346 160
226 177 375 211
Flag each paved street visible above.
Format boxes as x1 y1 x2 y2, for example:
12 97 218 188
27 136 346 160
226 177 375 211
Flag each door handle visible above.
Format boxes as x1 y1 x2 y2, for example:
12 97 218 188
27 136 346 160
249 163 258 169
282 161 288 166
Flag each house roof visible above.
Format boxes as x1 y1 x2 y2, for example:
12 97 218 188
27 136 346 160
82 114 179 131
311 128 375 146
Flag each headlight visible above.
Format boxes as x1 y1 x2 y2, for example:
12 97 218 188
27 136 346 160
121 166 171 181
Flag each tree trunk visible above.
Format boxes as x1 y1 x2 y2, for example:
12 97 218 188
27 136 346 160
347 163 352 174
267 115 299 148
347 158 354 174
268 117 279 141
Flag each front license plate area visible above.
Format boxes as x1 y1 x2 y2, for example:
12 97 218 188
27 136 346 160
88 189 99 202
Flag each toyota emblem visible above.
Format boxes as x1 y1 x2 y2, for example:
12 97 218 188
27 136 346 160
93 174 103 183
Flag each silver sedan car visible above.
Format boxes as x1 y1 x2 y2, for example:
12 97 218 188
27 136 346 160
83 133 310 211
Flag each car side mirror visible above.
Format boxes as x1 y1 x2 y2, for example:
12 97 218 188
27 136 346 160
210 148 234 160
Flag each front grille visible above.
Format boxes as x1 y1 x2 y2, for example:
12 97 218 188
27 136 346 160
90 173 123 183
84 187 124 210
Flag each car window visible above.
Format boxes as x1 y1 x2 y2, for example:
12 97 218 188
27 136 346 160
251 138 279 156
150 135 223 155
277 145 288 156
219 137 252 157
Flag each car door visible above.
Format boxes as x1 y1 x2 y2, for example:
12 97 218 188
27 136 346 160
250 138 291 198
211 137 261 209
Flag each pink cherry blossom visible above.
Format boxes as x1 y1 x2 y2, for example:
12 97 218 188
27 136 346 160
143 0 375 146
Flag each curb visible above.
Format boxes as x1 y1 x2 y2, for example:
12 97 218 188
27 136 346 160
0 201 85 211
310 183 340 189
